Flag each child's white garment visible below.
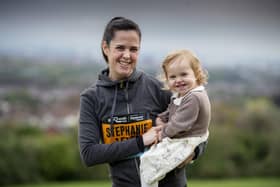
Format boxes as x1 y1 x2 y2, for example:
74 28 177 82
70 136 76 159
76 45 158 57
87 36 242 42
140 131 208 187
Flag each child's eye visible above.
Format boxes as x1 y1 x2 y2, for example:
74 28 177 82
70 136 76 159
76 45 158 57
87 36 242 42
180 72 188 77
169 75 176 79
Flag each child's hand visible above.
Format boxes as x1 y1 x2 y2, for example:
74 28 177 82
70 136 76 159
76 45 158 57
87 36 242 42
156 117 165 127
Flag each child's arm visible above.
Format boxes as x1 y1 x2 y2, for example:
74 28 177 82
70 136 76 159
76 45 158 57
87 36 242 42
156 117 167 141
156 109 169 141
157 109 169 123
161 94 199 138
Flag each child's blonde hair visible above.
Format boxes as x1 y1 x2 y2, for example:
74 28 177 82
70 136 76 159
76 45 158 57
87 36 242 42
161 49 208 89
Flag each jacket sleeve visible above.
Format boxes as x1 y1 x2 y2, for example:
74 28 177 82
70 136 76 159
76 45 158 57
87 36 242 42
162 94 200 138
158 109 169 123
160 89 172 112
78 94 143 167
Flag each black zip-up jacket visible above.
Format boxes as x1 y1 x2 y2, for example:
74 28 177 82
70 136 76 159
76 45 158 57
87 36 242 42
79 68 204 187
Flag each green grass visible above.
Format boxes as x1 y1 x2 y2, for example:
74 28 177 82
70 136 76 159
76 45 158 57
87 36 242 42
190 178 280 187
9 178 280 187
9 181 110 187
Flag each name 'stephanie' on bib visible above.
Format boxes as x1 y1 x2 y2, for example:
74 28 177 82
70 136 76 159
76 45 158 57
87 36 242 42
102 113 152 144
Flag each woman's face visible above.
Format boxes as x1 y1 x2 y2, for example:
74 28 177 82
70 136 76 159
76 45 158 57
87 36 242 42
102 30 140 81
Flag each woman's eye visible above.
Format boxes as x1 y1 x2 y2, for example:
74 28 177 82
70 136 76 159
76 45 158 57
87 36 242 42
116 46 125 50
130 48 138 52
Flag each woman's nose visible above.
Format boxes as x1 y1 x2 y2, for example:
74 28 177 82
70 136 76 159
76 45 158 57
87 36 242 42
123 49 130 59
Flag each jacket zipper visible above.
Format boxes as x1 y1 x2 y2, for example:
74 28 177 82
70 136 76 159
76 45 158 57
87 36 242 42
124 82 140 178
125 82 130 114
126 92 130 114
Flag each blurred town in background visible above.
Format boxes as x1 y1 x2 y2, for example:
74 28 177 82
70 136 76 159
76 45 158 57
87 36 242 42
1 51 280 185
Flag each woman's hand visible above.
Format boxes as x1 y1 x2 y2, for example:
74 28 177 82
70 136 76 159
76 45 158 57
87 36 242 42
142 126 162 146
177 152 195 168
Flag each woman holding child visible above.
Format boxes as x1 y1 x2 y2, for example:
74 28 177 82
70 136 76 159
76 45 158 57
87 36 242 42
78 17 207 187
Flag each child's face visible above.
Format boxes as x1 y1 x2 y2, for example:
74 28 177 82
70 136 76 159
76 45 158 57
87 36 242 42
166 58 198 97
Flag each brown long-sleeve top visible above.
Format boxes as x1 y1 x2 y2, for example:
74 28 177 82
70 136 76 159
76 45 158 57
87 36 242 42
158 86 211 139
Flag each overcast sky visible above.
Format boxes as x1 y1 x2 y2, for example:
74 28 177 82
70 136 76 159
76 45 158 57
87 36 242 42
0 0 279 65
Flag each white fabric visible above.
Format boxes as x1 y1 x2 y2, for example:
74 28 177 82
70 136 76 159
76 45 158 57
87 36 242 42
140 131 208 187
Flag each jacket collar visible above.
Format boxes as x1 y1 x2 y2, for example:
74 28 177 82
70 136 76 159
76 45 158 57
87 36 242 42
172 86 205 106
96 68 142 87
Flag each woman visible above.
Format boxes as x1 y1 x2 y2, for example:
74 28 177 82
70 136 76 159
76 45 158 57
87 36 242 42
79 17 206 187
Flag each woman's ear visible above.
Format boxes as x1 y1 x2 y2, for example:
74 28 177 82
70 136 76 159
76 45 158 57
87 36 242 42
102 41 109 56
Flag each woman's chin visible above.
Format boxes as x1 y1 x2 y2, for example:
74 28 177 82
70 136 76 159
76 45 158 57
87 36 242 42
117 70 133 79
121 68 133 74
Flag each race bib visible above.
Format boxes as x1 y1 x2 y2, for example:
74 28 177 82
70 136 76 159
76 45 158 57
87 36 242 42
102 113 152 144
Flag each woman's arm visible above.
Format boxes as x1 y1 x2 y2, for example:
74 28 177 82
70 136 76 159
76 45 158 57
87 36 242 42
79 94 161 166
79 95 142 166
